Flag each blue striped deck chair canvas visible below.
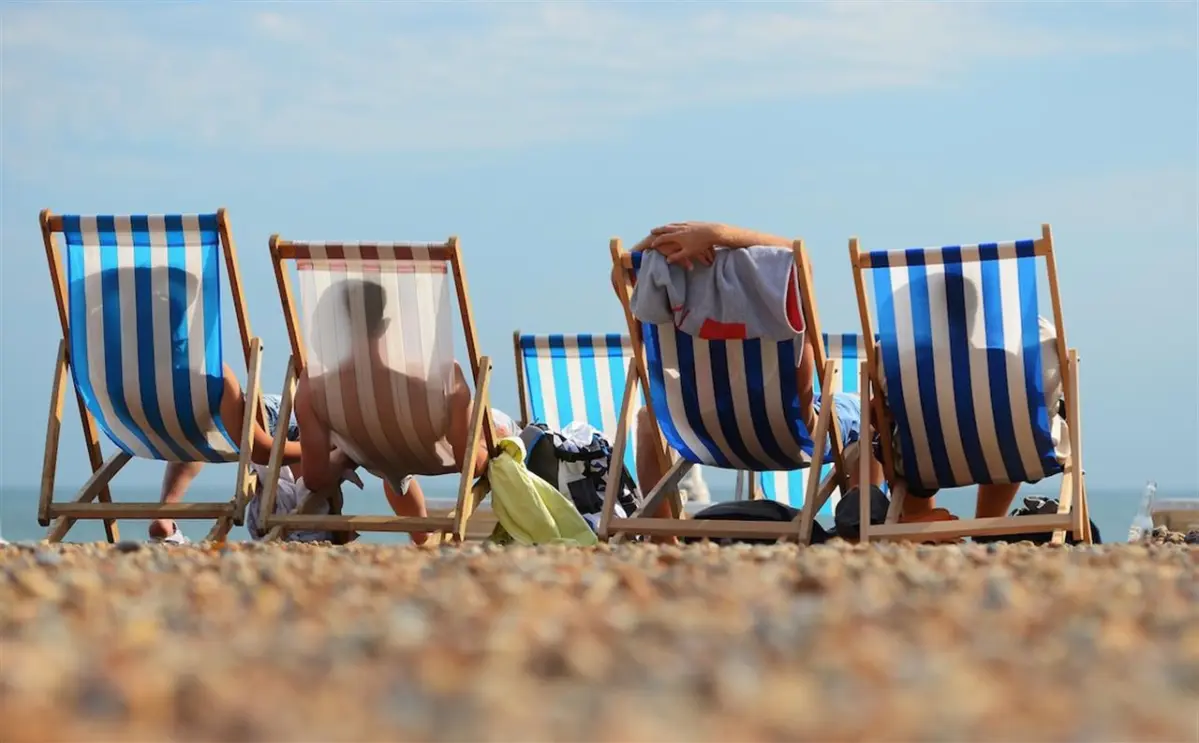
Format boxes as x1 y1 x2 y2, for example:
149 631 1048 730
850 224 1089 544
750 332 878 519
38 209 263 544
602 239 849 544
513 332 643 478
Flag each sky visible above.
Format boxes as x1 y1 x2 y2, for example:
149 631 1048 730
1 0 1196 500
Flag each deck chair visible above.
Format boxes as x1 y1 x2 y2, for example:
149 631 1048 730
849 224 1091 544
742 333 878 521
601 239 850 544
38 210 262 543
262 235 497 543
513 331 642 477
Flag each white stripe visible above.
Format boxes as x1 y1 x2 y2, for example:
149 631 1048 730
925 261 972 484
304 246 353 454
725 341 783 470
383 267 422 459
962 260 1006 481
342 245 394 461
688 339 747 469
79 217 150 457
759 340 809 468
887 264 937 488
564 350 588 429
411 247 452 438
111 217 177 460
998 256 1045 481
181 215 233 456
654 326 716 465
533 337 561 431
145 216 204 461
591 345 619 442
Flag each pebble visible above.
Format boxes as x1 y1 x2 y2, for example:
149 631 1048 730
0 541 1195 742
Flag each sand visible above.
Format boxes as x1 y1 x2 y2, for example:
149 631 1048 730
1 539 1197 743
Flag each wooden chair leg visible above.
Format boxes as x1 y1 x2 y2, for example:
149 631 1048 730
45 453 132 543
451 357 493 543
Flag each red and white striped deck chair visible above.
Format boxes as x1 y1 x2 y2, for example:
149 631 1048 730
262 235 497 543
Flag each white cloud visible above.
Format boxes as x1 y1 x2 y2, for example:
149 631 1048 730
0 1 1186 155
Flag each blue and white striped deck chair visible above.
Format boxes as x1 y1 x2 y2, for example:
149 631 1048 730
748 332 878 520
849 224 1089 544
601 241 849 543
513 332 643 478
37 209 263 544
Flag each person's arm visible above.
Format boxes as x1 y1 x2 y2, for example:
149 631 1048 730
249 419 302 466
219 365 302 466
294 374 336 492
647 222 792 269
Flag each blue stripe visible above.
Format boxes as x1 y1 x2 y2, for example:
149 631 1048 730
130 216 190 461
906 252 955 486
776 338 812 458
576 335 605 435
521 340 547 425
97 216 164 459
979 243 1026 483
1016 253 1060 476
63 217 132 456
547 335 575 427
873 255 924 488
707 340 759 469
840 334 860 395
674 331 731 467
643 323 703 463
199 227 236 453
942 247 990 484
743 338 791 470
164 215 209 458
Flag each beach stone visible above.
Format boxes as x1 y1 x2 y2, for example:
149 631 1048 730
114 541 142 554
33 551 62 567
2 542 1197 742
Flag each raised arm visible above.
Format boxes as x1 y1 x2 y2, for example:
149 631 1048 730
644 221 792 269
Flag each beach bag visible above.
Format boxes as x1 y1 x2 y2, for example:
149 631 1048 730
685 499 832 545
488 436 598 547
521 422 642 519
973 496 1103 545
833 486 891 541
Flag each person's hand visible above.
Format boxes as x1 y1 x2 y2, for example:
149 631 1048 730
647 222 720 270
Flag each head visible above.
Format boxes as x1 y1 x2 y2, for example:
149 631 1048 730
341 277 390 341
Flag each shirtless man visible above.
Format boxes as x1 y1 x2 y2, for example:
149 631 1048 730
626 221 1021 526
292 278 511 545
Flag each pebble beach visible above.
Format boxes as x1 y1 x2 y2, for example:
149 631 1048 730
2 539 1197 743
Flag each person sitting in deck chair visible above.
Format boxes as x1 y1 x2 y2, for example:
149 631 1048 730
633 221 1048 528
293 278 517 545
619 221 885 524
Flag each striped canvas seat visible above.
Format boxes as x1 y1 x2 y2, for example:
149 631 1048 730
850 225 1090 543
755 332 873 515
514 332 641 475
38 209 261 543
600 240 848 543
264 236 498 543
296 247 461 479
64 214 239 463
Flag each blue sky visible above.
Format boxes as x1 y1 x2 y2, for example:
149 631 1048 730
1 0 1196 497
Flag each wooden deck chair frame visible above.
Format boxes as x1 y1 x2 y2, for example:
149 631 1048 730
38 208 263 543
600 237 851 544
263 234 497 544
849 223 1092 544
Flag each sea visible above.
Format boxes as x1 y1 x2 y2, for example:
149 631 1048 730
1 479 1193 545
